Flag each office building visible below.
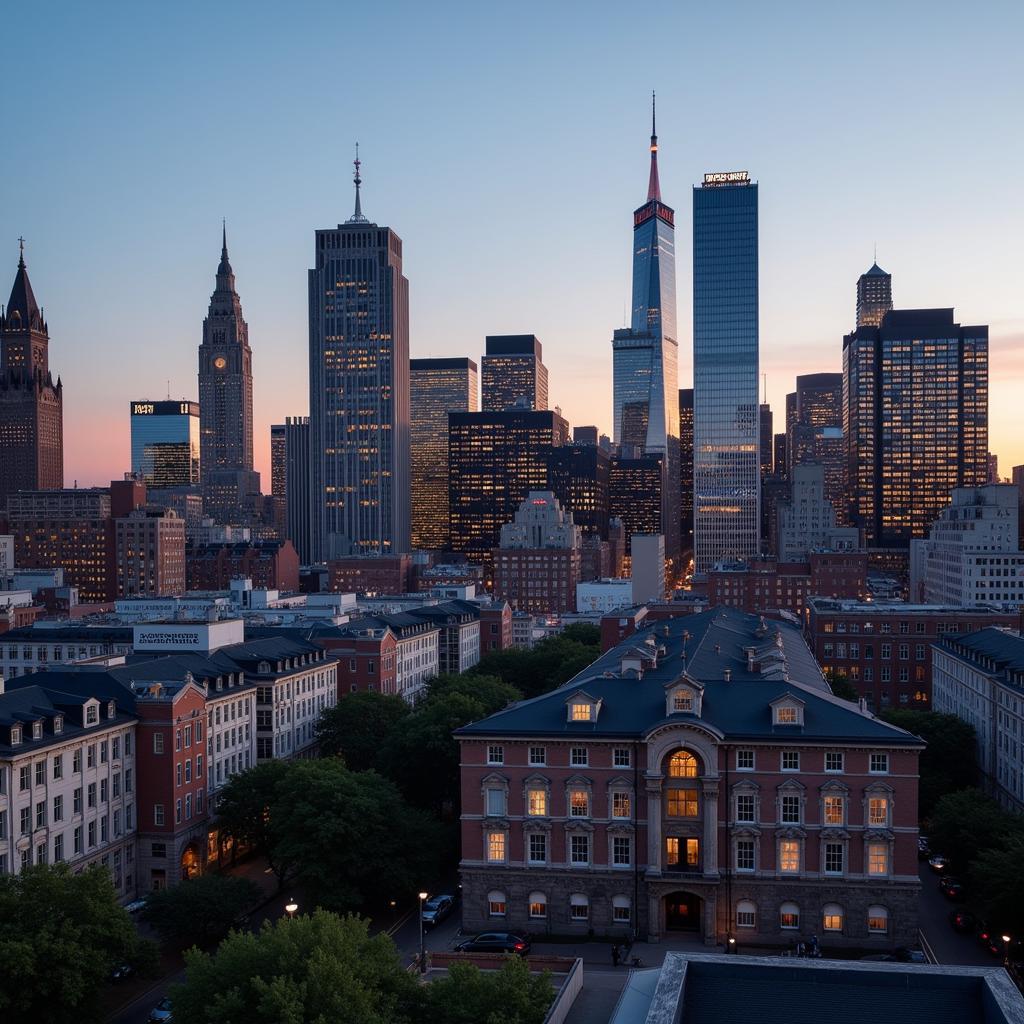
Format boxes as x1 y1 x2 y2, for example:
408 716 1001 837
0 246 63 505
281 416 311 563
856 262 893 328
270 424 286 532
776 464 857 563
843 308 988 547
759 403 773 477
546 442 610 539
773 432 787 478
608 454 664 559
481 335 548 412
308 154 410 561
115 508 186 598
576 578 634 614
186 539 299 592
679 388 694 551
130 401 200 489
692 172 759 571
410 357 478 550
448 408 569 568
631 533 665 603
327 553 412 596
457 608 923 947
611 98 680 565
573 425 599 446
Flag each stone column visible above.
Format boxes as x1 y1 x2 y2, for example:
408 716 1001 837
648 890 662 943
645 773 664 875
702 778 720 876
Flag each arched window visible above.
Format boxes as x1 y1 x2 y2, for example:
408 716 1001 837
488 890 506 917
570 893 589 921
736 900 757 929
822 903 843 931
779 902 800 930
668 751 699 778
867 905 888 934
528 892 547 919
612 896 631 924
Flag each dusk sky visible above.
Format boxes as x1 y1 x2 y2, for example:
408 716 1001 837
6 1 1023 488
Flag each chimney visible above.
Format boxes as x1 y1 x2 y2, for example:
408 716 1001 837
724 668 732 683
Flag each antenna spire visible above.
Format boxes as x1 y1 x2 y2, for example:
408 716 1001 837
17 236 25 268
348 142 369 224
646 91 661 203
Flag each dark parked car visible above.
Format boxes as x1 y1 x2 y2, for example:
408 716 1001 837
929 854 950 873
939 876 965 900
147 997 173 1023
421 894 457 928
949 910 979 934
109 963 134 982
894 948 928 963
455 932 530 955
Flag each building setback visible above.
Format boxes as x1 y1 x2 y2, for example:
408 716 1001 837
481 336 547 413
456 607 923 948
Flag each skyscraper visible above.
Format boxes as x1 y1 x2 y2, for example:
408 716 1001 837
692 171 759 572
0 244 63 505
284 416 312 563
198 226 256 518
546 442 610 538
130 400 200 489
481 336 548 411
308 152 411 561
843 307 988 546
679 388 694 550
759 403 773 477
611 96 680 565
270 423 287 532
410 357 478 550
856 262 893 328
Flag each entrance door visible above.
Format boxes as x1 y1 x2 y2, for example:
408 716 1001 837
665 891 701 931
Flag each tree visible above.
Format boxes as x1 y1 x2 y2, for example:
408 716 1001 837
425 958 553 1024
0 863 156 1024
558 622 600 648
215 759 293 886
316 691 411 770
824 669 858 703
472 632 600 700
427 672 522 716
880 710 979 818
972 833 1024 929
170 910 424 1024
927 789 1023 875
141 873 262 949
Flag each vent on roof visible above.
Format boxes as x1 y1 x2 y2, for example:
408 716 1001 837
724 668 731 683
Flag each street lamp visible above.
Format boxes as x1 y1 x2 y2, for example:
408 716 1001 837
727 936 736 954
1003 934 1012 967
285 900 298 919
418 891 429 975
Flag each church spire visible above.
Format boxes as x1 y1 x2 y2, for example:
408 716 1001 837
347 143 369 224
4 238 44 332
217 220 233 280
647 91 661 203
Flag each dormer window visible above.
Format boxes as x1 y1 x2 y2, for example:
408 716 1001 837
665 679 702 718
85 703 98 726
33 721 43 740
570 702 592 722
673 691 694 713
776 707 799 725
53 715 63 734
771 695 805 727
565 691 601 724
10 725 21 745
107 701 116 719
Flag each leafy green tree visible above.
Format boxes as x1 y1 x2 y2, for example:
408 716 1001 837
558 622 600 648
427 672 521 716
215 759 293 886
880 710 979 818
0 863 155 1024
316 690 411 770
927 789 1023 875
141 873 262 949
425 958 554 1024
972 833 1024 929
472 633 600 700
170 910 424 1024
271 760 444 911
824 669 858 702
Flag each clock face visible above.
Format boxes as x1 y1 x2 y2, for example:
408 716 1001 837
213 356 227 370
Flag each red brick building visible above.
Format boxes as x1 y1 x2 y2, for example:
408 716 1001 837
492 548 581 614
478 601 512 655
115 508 186 598
327 554 412 596
186 539 299 592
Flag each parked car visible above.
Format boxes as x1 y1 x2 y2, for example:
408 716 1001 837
421 894 457 928
124 898 148 915
917 836 932 860
148 997 173 1023
455 932 530 955
894 948 928 963
929 854 950 873
949 910 979 934
109 963 134 982
939 876 965 900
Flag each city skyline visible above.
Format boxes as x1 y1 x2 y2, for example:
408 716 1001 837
5 2 1023 489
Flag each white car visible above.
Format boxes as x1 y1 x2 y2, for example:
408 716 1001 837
148 997 173 1022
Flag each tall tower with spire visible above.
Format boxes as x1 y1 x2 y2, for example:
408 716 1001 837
198 225 259 522
0 242 63 504
856 260 892 328
611 94 681 566
307 147 411 560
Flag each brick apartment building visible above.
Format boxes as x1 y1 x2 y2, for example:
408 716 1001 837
186 539 299 592
327 554 413 596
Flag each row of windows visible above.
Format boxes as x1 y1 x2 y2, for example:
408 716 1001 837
737 899 890 934
735 838 890 876
487 890 632 923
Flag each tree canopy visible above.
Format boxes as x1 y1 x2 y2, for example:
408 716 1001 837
141 873 262 949
927 788 1023 876
470 630 601 700
424 958 553 1024
316 690 411 770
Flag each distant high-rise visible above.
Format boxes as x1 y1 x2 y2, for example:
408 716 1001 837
609 453 664 558
0 245 63 505
131 401 200 490
198 226 258 523
856 262 893 328
308 152 410 560
773 432 787 477
611 95 680 565
795 372 843 429
547 442 610 539
844 307 988 546
410 357 478 550
270 423 286 532
481 336 548 411
284 416 311 563
759 403 773 477
679 388 694 550
692 171 759 571
574 425 599 446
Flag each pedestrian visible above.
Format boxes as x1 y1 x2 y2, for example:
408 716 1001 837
611 944 621 967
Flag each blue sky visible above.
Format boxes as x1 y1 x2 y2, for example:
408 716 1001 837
5 0 1023 484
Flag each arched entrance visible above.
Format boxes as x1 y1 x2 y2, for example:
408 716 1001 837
180 842 201 880
665 891 701 932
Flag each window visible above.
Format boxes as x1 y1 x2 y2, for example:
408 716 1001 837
736 839 755 872
779 902 800 929
100 741 108 764
822 903 843 932
613 836 631 866
73 826 82 855
736 749 754 771
823 795 844 826
20 807 30 835
825 752 844 773
781 794 801 824
528 746 546 766
867 842 888 875
868 796 889 826
668 751 698 777
870 753 889 774
867 905 888 934
153 733 164 755
488 890 506 917
87 782 96 808
667 788 698 817
527 789 547 816
824 842 844 875
73 788 82 814
528 892 547 919
175 800 182 824
612 792 631 819
779 840 800 873
570 747 588 767
35 801 45 828
528 833 547 863
53 795 63 822
87 744 95 768
485 789 506 816
672 690 693 712
487 745 504 766
151 842 166 858
570 790 589 817
775 706 799 725
781 751 800 772
35 761 44 786
73 750 82 773
613 747 631 768
569 893 589 920
736 900 757 928
736 794 755 823
612 896 631 923
52 755 63 780
570 702 592 722
19 766 29 791
570 834 589 865
486 831 506 863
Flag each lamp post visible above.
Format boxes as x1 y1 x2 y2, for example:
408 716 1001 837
727 936 736 955
285 900 298 919
1003 934 1012 967
418 892 429 975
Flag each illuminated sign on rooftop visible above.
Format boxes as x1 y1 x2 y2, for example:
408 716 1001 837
702 171 750 187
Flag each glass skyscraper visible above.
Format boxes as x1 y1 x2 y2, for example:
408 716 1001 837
130 400 200 489
611 97 680 564
692 172 760 572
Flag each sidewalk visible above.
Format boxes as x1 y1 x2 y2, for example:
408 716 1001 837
530 933 712 969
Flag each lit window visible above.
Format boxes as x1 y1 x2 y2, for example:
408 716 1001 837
775 706 799 725
570 703 592 722
867 905 888 933
823 795 844 825
780 902 800 929
486 831 506 863
822 904 843 931
612 792 631 818
488 890 506 916
569 893 589 920
672 690 693 713
527 789 547 816
668 751 698 777
613 896 631 923
667 788 698 817
868 796 889 825
570 790 589 817
779 840 800 873
867 842 888 875
528 892 547 918
736 900 756 928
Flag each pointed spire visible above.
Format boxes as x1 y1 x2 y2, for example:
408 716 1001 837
347 142 369 224
647 91 661 203
5 239 42 331
217 220 234 280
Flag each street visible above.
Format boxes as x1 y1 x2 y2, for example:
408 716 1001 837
916 860 1000 967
